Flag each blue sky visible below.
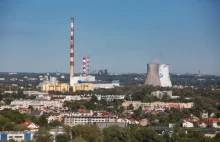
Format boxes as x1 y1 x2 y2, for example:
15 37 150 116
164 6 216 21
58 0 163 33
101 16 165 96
0 0 220 75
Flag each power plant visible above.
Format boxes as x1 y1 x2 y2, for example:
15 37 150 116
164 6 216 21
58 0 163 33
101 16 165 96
145 63 172 87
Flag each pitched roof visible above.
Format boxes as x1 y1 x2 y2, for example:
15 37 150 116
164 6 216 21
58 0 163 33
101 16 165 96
198 120 209 125
20 121 39 128
31 110 43 116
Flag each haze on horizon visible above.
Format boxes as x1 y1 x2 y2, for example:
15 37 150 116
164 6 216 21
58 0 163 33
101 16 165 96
0 0 220 75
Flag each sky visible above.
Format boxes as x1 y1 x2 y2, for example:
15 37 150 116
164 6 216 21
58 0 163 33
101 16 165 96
0 0 220 75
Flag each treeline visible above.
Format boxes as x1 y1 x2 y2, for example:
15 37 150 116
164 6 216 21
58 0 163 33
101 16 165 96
33 124 220 142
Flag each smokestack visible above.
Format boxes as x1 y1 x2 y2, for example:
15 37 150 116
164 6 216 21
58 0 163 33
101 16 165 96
86 56 90 75
82 57 87 76
70 18 74 81
145 63 172 87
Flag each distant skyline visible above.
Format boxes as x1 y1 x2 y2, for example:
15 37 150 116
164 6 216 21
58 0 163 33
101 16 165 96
0 0 220 75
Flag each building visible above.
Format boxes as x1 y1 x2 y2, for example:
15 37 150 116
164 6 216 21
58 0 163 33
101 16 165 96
145 64 172 87
41 83 69 92
11 100 63 108
72 83 93 92
93 80 120 89
64 115 117 126
122 101 194 110
151 91 179 99
19 122 40 130
70 75 95 86
95 122 127 129
0 131 34 141
95 94 125 101
23 91 48 96
182 121 194 128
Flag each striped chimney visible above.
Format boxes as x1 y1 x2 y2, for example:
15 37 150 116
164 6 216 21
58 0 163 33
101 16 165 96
82 57 87 76
86 56 90 75
70 18 74 80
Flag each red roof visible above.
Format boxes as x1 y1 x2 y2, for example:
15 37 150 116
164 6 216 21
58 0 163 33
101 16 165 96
78 109 90 113
101 112 110 116
198 120 209 125
20 121 39 128
208 118 220 123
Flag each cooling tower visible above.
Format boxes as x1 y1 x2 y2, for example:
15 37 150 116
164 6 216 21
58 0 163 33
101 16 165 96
145 64 172 87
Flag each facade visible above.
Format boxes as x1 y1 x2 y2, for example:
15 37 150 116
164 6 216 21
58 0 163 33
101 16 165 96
23 91 48 96
64 115 117 126
95 95 125 101
0 131 34 141
95 122 127 129
11 100 63 108
122 101 194 110
41 83 69 92
70 75 95 86
72 83 93 92
145 64 172 87
182 121 194 128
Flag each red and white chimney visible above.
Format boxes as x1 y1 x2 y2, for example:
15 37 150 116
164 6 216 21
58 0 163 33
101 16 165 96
70 18 74 81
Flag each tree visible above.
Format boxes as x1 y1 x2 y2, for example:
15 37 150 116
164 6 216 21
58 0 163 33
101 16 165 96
131 127 164 142
38 114 48 127
74 136 87 142
72 124 102 142
56 134 70 142
103 125 129 142
33 128 53 142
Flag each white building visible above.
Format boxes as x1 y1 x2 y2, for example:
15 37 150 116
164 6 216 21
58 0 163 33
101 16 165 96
10 100 63 108
70 75 95 86
151 91 179 99
95 94 125 101
64 115 117 126
23 91 48 96
182 121 194 128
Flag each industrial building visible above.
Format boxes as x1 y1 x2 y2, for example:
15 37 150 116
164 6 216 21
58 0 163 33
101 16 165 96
0 131 34 141
145 63 172 87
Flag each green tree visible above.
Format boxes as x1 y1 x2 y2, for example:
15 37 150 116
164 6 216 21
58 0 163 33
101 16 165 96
103 125 129 142
33 128 53 142
131 127 164 142
56 134 70 142
72 124 102 142
38 114 48 127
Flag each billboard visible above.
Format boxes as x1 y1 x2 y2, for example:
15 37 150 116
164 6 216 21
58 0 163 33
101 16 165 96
159 64 172 87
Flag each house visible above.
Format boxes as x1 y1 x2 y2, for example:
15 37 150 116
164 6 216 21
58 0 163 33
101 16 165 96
197 120 209 128
19 108 31 114
212 122 220 128
139 118 149 126
182 121 194 128
20 122 40 130
201 111 208 119
31 110 44 117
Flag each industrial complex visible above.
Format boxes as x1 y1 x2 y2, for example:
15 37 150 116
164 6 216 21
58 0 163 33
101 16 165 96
38 18 119 92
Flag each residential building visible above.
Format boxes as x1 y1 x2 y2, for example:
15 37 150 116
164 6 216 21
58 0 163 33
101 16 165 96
95 122 127 129
19 122 40 130
95 94 125 101
41 83 69 92
72 83 93 92
182 121 194 128
197 120 209 128
64 115 117 126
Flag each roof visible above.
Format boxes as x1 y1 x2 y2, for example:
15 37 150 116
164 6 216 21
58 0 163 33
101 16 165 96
31 110 43 116
198 120 209 125
20 121 39 128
